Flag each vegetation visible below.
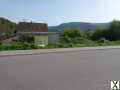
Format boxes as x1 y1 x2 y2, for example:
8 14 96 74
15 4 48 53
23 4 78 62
49 22 110 32
91 20 120 41
1 18 120 50
18 34 34 43
58 20 120 48
60 29 82 44
0 42 37 51
0 17 17 40
0 17 16 32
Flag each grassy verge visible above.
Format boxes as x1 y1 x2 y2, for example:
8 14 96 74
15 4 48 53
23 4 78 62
0 40 120 51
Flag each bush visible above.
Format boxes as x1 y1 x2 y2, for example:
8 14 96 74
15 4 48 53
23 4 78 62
60 29 82 44
18 34 34 43
46 44 57 48
0 42 40 51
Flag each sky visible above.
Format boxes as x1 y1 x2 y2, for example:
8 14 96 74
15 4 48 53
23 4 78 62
0 0 120 26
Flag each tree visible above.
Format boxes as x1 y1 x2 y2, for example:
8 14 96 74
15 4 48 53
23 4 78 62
0 17 17 38
91 28 106 40
60 29 82 44
107 20 120 40
18 34 34 43
91 20 120 41
83 30 93 39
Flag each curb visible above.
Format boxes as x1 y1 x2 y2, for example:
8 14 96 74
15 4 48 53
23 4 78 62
0 46 120 57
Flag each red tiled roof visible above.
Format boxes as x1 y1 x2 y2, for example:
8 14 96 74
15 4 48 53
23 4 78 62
17 22 48 32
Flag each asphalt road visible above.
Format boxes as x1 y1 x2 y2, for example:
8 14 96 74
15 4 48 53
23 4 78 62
0 48 120 90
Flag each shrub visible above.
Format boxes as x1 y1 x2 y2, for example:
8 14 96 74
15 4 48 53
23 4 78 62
18 34 34 43
60 29 82 44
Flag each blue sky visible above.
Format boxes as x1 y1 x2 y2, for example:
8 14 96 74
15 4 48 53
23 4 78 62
0 0 120 26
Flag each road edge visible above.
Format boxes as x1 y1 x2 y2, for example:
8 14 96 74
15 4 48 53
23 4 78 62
0 46 120 57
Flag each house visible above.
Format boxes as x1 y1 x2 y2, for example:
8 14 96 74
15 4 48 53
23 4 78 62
17 22 48 46
17 22 60 46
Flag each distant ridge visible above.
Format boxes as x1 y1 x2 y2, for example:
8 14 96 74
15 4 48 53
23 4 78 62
49 22 110 32
0 17 16 33
0 17 110 32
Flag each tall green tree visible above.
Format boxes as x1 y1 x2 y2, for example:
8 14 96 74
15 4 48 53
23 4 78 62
91 20 120 41
91 28 106 40
107 20 120 40
60 29 82 44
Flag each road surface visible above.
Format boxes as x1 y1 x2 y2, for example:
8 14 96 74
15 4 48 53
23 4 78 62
0 48 120 90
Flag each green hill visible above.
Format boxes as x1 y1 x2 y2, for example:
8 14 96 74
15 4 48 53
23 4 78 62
0 17 16 33
49 22 110 32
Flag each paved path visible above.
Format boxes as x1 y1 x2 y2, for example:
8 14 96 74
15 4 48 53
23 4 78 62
0 47 120 90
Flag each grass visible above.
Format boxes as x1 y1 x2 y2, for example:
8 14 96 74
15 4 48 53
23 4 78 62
0 40 120 51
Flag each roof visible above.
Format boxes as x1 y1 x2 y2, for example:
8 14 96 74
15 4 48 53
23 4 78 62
17 22 48 32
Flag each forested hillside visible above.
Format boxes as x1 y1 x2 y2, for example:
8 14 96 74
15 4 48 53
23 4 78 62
0 17 16 33
49 22 110 32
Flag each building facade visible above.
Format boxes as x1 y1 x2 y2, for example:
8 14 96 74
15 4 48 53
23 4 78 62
17 22 60 46
17 22 48 46
48 32 60 44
